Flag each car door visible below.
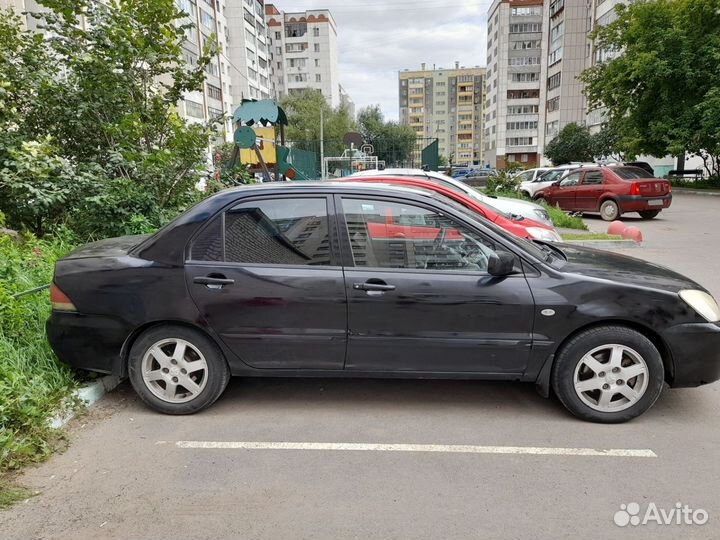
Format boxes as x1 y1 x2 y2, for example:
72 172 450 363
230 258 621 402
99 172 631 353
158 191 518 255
574 169 605 211
553 171 582 210
185 195 347 370
337 195 535 374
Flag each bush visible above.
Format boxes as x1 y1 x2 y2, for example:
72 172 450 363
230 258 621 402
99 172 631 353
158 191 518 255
486 169 521 193
0 217 79 472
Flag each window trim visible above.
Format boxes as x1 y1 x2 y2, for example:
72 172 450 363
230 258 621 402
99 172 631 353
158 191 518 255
334 194 524 276
185 194 343 269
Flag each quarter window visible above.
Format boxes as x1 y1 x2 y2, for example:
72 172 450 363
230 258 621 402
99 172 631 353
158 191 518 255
583 171 604 185
342 198 499 273
190 198 332 266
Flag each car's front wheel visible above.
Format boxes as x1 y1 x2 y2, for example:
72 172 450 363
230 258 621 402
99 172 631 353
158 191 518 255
128 325 230 415
551 326 664 423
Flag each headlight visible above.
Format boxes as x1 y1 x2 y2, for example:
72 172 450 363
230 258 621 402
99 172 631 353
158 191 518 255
533 208 551 223
679 290 720 322
527 227 562 243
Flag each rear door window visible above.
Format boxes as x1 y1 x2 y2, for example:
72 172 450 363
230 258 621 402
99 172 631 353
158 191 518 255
190 197 333 266
582 171 604 185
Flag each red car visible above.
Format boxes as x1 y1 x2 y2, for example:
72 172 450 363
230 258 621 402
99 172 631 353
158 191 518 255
534 166 672 221
340 175 562 242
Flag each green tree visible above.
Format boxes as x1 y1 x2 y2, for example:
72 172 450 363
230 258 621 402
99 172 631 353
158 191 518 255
580 0 720 177
356 105 417 166
281 89 356 157
0 1 220 237
591 120 625 162
544 123 594 165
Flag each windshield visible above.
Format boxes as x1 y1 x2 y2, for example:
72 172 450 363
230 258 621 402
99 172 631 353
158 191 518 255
427 190 554 263
538 169 572 183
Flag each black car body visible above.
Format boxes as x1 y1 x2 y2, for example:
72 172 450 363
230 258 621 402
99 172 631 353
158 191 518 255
47 183 720 421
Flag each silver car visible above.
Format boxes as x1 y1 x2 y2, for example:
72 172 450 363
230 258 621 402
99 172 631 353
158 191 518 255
351 168 554 228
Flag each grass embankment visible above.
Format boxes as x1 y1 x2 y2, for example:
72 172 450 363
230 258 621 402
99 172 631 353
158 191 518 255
490 189 588 230
0 226 79 488
561 233 623 241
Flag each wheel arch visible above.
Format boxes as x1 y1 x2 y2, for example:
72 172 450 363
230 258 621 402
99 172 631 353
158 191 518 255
597 193 619 210
117 320 226 378
535 319 674 398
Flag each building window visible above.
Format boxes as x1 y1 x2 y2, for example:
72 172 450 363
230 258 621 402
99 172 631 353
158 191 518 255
206 83 222 100
285 22 307 38
509 56 540 66
286 43 308 53
185 99 205 118
507 121 538 130
511 40 541 50
550 0 565 17
511 6 542 16
549 47 563 66
288 58 307 68
315 74 321 82
551 21 564 42
314 43 320 52
547 72 561 90
509 23 541 33
546 120 560 137
547 96 561 112
510 72 539 82
315 58 319 67
275 31 281 40
200 9 214 29
507 89 539 99
507 137 534 146
313 27 320 37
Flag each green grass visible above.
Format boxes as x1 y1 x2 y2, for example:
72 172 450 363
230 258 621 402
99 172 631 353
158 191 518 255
0 225 79 476
0 481 34 509
491 190 588 230
561 233 623 241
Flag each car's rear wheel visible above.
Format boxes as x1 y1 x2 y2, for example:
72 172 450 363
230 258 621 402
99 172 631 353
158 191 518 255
639 210 660 219
128 325 230 415
551 326 664 423
600 199 621 221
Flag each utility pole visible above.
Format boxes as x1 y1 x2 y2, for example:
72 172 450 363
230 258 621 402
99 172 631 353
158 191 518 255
320 107 325 179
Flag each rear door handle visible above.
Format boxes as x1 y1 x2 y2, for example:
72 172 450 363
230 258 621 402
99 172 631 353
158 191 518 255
194 276 235 288
353 282 396 292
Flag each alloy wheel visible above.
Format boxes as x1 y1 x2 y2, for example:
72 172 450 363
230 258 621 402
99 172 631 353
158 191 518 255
573 344 649 412
141 338 209 403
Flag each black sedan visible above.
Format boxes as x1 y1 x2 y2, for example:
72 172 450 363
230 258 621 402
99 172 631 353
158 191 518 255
47 183 720 422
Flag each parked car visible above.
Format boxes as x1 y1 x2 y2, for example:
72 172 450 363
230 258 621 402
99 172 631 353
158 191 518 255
339 175 562 242
534 166 672 221
513 167 550 187
48 182 720 422
517 166 576 198
458 169 499 188
351 168 553 227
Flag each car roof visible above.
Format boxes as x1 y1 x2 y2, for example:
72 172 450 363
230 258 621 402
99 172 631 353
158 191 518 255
217 180 449 200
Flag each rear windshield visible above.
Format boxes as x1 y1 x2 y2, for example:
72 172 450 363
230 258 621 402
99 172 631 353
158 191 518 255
612 167 656 180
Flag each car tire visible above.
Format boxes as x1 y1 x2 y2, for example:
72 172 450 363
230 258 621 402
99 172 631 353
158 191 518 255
128 325 230 415
520 191 531 199
599 199 621 221
551 326 664 423
639 210 660 219
535 196 547 205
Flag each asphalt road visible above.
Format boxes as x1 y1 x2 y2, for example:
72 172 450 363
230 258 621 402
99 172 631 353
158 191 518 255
2 193 719 540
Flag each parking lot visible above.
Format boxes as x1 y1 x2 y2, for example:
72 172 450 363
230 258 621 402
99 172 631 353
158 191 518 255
2 193 719 540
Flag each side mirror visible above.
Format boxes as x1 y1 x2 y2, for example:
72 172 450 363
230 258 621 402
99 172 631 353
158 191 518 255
488 250 516 276
552 180 561 187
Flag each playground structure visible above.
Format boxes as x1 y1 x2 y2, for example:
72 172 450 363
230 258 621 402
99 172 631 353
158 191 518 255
323 144 384 178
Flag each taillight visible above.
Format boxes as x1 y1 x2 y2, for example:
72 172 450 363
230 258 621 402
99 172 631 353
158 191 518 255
50 283 76 312
630 183 641 196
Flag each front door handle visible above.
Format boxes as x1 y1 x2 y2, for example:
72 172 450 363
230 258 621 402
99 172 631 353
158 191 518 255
353 281 396 292
194 275 235 288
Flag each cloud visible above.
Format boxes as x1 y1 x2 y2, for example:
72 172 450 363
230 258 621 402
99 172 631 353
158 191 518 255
279 0 490 120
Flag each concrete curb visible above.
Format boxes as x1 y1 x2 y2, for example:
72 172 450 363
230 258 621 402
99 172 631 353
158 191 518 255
672 188 720 197
566 239 640 250
49 375 122 429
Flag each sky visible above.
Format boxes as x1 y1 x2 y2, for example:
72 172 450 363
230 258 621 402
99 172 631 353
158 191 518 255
283 0 490 121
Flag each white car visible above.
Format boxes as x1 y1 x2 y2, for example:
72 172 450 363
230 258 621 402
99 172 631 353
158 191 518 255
517 165 582 199
351 168 554 228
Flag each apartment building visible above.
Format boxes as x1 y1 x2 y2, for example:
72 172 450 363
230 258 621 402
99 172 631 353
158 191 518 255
265 4 341 107
540 0 593 145
399 63 485 165
225 0 272 108
483 0 545 168
178 0 234 142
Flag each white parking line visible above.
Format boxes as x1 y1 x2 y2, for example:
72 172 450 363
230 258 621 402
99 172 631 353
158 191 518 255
168 441 657 458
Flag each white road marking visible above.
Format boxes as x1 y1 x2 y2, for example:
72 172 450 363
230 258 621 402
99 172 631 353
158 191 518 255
170 441 657 458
